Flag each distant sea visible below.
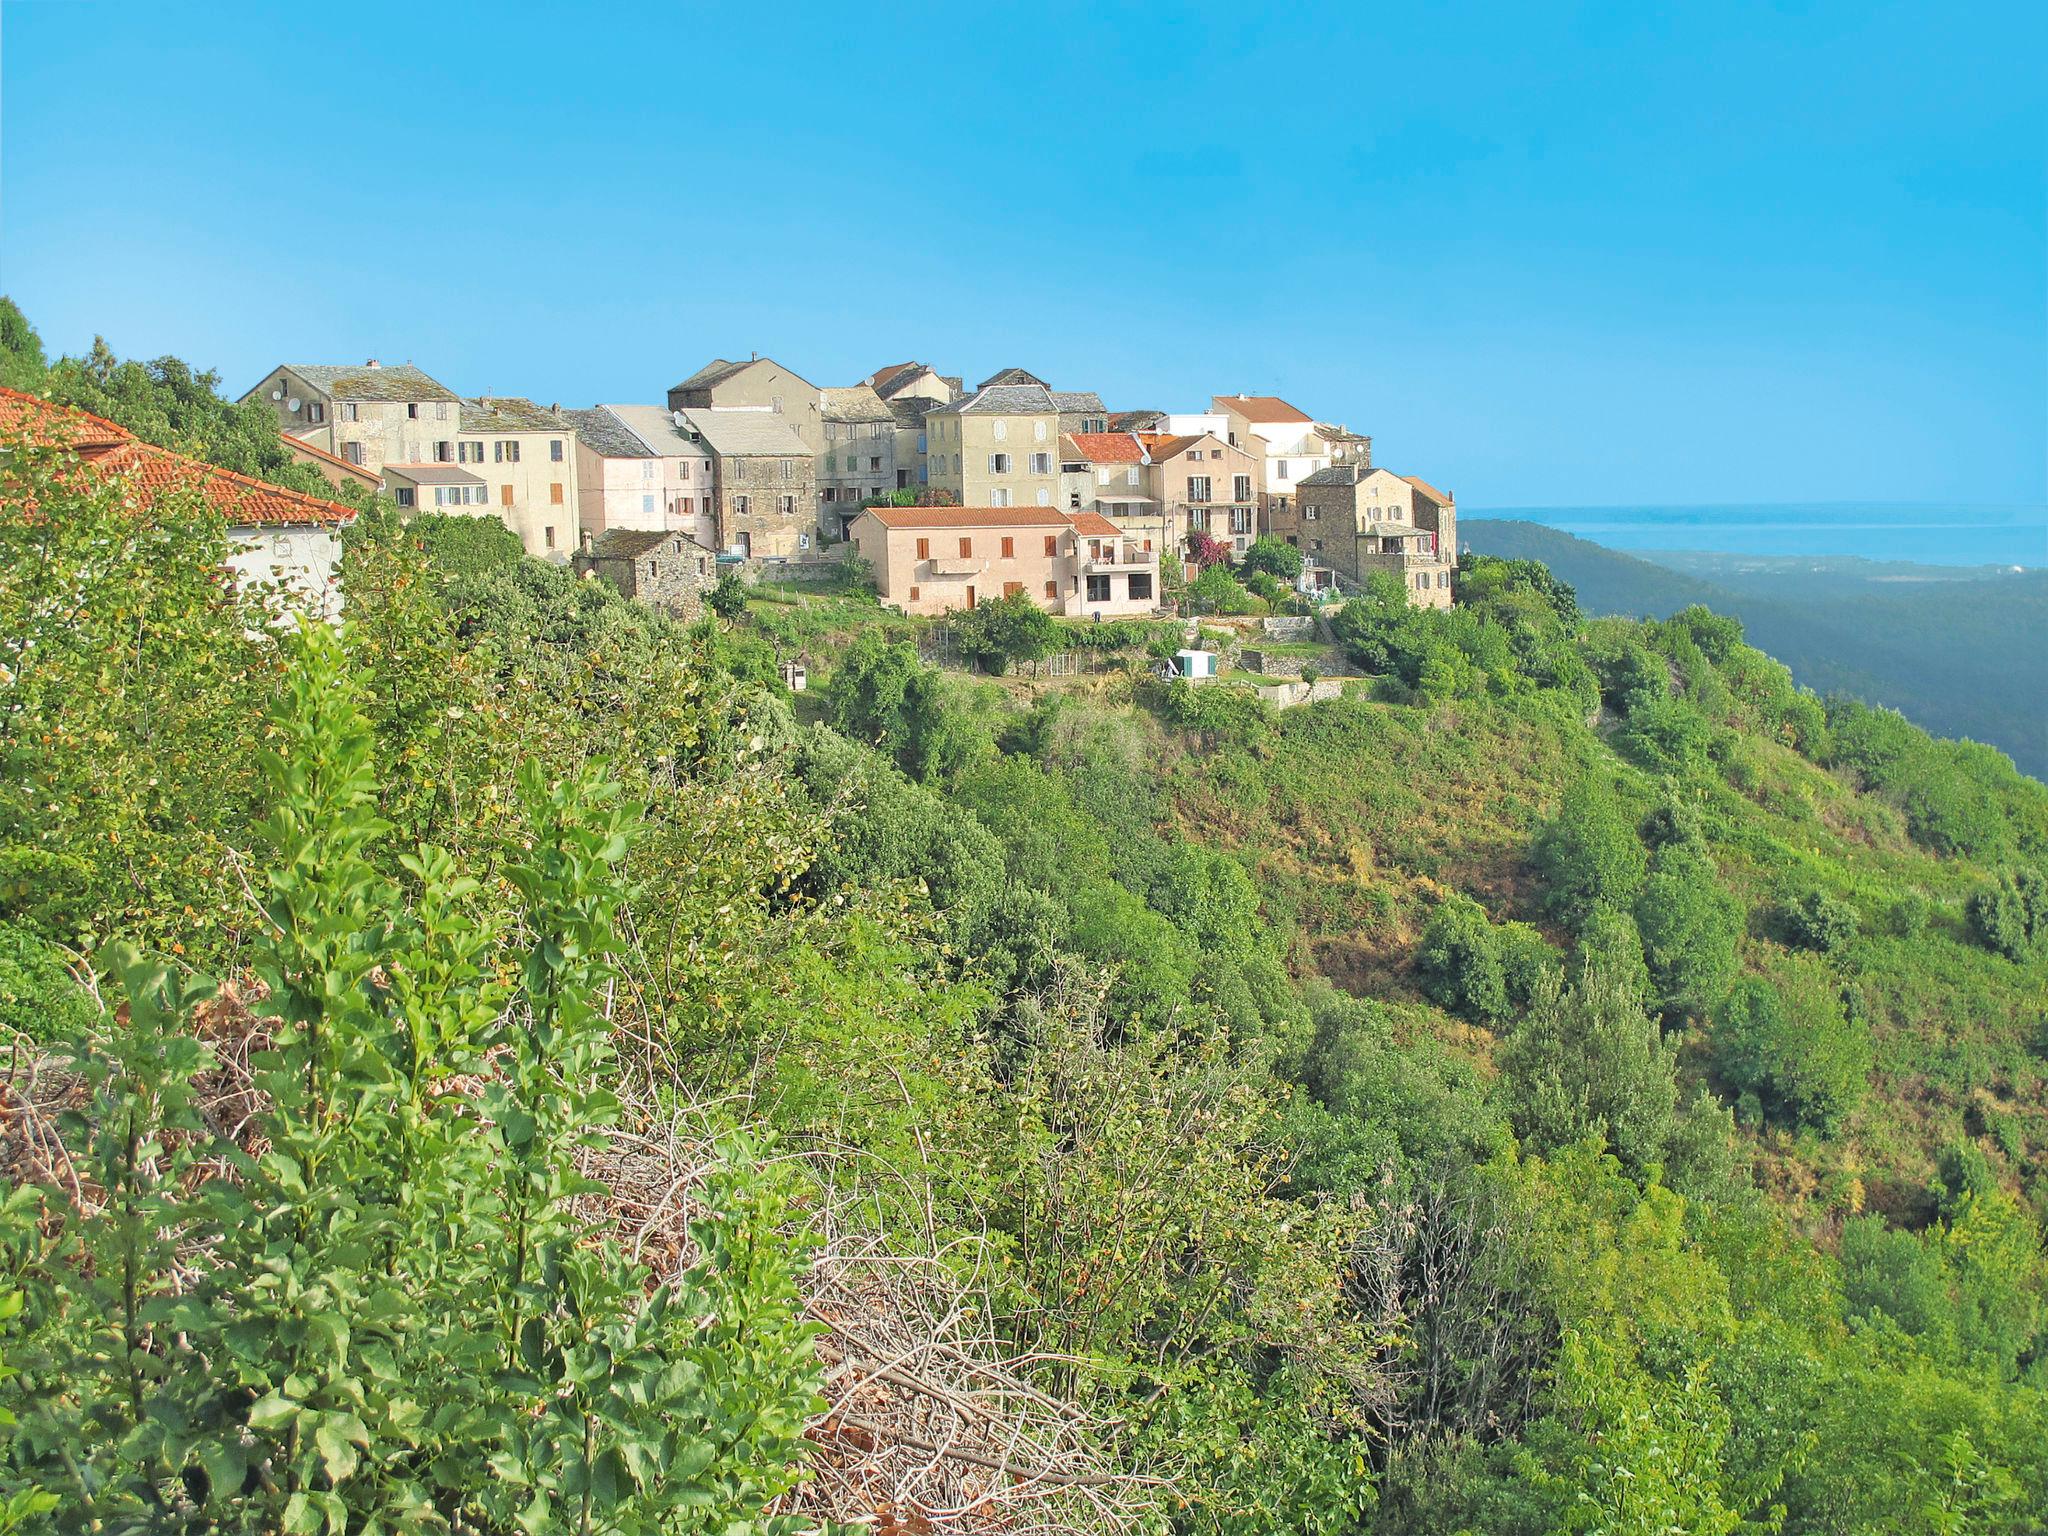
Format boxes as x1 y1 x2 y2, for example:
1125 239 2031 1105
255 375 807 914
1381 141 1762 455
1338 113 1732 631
1466 503 2048 569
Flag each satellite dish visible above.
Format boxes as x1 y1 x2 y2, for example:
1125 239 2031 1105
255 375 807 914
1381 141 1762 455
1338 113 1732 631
287 397 302 414
270 388 284 402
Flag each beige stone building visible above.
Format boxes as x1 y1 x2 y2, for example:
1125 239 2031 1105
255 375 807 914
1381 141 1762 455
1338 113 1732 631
279 432 382 495
926 383 1062 510
678 407 818 560
849 506 1160 619
1059 431 1175 550
1211 393 1330 524
448 398 579 561
1141 432 1260 556
563 405 716 549
666 356 822 453
865 361 960 404
1293 465 1457 608
819 385 897 537
241 361 463 479
887 398 934 496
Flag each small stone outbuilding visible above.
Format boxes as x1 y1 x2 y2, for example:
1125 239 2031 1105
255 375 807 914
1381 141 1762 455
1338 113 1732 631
574 528 719 618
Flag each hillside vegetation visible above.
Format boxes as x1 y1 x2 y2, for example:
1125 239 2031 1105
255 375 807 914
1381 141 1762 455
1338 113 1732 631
2 333 2047 1534
1463 518 2048 778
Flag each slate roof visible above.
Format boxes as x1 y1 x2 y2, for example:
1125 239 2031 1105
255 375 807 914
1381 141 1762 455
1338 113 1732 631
0 387 357 528
1212 393 1312 425
978 367 1050 389
1362 521 1431 539
928 383 1058 417
280 432 379 483
669 358 755 393
868 361 952 400
461 396 571 434
1053 391 1106 414
820 385 895 424
1315 422 1371 444
1402 474 1454 504
1108 409 1167 431
1297 464 1369 488
562 407 653 459
886 398 934 428
1062 431 1145 464
383 463 485 487
678 407 811 457
1137 434 1206 461
281 363 461 403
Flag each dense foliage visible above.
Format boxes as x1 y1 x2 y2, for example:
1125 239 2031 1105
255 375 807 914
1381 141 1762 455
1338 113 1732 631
1 326 2045 1532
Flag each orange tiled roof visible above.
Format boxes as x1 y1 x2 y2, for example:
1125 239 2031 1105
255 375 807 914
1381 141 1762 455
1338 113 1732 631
1402 474 1454 505
859 505 1077 530
1062 431 1145 463
1136 433 1205 461
1212 394 1311 424
1069 512 1123 537
0 387 358 528
281 430 379 481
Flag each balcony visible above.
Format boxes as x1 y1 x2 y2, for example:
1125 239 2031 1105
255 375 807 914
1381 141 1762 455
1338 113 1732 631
1081 541 1157 574
928 556 985 577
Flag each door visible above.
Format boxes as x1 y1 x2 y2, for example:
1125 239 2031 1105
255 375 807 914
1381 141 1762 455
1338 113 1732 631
965 585 977 610
736 531 751 558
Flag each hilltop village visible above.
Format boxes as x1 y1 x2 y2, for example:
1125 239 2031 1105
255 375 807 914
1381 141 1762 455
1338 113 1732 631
230 355 1457 624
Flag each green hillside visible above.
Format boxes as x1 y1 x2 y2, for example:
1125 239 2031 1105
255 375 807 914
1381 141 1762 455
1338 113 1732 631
1463 518 2048 778
4 324 2048 1533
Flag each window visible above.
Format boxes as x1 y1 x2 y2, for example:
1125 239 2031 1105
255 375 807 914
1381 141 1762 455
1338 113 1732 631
1001 536 1015 558
989 452 1011 474
958 536 972 557
991 489 1011 506
1085 574 1111 602
822 486 837 502
495 440 521 463
458 441 482 463
395 487 416 508
1125 467 1139 486
1188 475 1212 503
952 454 961 474
1234 474 1252 502
1069 491 1081 508
408 403 421 419
1187 449 1202 461
1033 420 1047 441
916 537 931 559
343 442 365 467
678 460 690 480
1128 573 1153 600
1275 460 1288 478
780 460 793 481
1096 468 1110 486
771 395 783 413
1231 507 1252 534
642 494 656 514
437 402 450 420
308 402 326 424
500 485 514 507
1028 452 1051 474
909 585 920 600
870 456 881 471
340 402 359 423
544 525 556 549
1305 505 1319 521
799 532 811 550
1044 580 1057 599
780 495 795 517
550 483 564 505
1036 489 1050 506
434 441 454 462
550 439 564 462
733 495 749 516
993 420 1007 441
1004 581 1024 598
1043 534 1058 556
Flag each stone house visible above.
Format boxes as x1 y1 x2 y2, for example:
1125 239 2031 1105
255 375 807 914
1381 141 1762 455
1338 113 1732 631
977 366 1049 389
383 463 491 516
925 383 1062 510
886 398 933 495
2 387 355 620
240 361 462 479
1054 390 1109 436
666 356 822 453
562 404 716 549
453 398 579 561
849 504 1160 619
865 361 959 403
1109 409 1168 432
1293 464 1456 608
677 407 818 560
1211 393 1331 525
279 432 382 495
1141 432 1260 556
573 527 719 617
818 385 897 537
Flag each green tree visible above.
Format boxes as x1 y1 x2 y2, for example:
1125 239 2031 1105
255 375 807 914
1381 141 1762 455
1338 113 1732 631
824 631 982 781
1239 535 1305 582
950 588 1060 671
1712 976 1871 1134
0 298 45 391
706 568 750 620
1633 841 1742 1019
1781 888 1861 953
1532 782 1648 930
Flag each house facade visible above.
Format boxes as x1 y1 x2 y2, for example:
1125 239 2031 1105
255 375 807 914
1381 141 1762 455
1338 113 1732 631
562 405 716 548
865 361 959 403
926 383 1062 510
1142 432 1260 556
1059 431 1175 551
1211 393 1329 524
678 407 818 559
453 398 579 560
279 432 381 495
241 361 463 478
1053 390 1108 436
573 527 719 617
819 385 897 536
666 356 823 453
886 398 932 494
849 506 1160 619
1293 464 1455 607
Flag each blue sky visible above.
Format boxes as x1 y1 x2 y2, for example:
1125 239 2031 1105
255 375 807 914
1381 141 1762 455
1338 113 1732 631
2 0 2042 507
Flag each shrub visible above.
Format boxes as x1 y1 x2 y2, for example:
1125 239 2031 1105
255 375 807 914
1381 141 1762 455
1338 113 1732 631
951 589 1062 673
1782 889 1861 954
706 568 750 620
1964 868 2046 961
1240 536 1305 582
1188 563 1262 615
1532 782 1647 930
1712 976 1871 1134
0 923 94 1043
1634 842 1742 1020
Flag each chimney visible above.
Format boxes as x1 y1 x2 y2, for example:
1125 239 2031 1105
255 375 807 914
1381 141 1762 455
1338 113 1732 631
366 358 381 368
580 528 595 554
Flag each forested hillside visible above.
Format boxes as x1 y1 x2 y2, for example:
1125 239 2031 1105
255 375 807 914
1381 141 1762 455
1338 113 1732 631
3 337 2048 1533
1462 518 2048 778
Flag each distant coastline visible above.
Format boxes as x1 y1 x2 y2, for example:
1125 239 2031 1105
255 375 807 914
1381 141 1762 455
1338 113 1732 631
1465 502 2047 569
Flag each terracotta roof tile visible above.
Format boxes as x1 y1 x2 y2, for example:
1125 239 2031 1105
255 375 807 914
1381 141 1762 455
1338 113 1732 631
857 505 1076 530
1069 512 1123 537
1061 431 1145 463
0 387 358 528
1212 393 1312 425
1402 474 1454 505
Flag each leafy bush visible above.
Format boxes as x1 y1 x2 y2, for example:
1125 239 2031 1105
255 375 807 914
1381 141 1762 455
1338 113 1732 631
824 631 983 782
951 589 1061 672
1781 889 1861 953
0 924 93 1043
1633 842 1743 1020
706 568 750 620
1188 563 1262 614
1417 894 1558 1027
1712 976 1871 1134
1964 868 2046 962
1532 782 1647 930
1240 536 1305 582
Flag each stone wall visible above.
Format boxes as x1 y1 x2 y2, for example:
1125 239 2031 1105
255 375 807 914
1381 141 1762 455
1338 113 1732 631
1238 648 1352 679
